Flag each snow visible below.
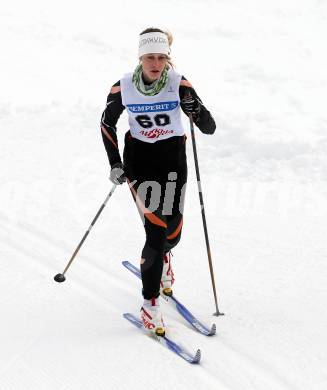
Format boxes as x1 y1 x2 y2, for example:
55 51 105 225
1 0 327 389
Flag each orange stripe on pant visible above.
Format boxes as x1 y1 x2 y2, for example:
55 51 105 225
167 217 183 240
129 181 167 228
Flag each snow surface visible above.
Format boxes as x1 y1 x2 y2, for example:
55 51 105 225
1 0 327 389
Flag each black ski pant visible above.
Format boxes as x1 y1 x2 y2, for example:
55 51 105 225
123 132 187 300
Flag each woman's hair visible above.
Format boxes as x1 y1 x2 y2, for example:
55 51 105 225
139 27 174 69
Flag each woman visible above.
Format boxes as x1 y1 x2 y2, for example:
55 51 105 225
101 27 216 336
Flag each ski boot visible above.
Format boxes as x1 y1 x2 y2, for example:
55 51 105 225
160 251 175 297
141 297 165 337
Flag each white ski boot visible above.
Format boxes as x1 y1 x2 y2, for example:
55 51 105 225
141 297 165 336
160 251 175 297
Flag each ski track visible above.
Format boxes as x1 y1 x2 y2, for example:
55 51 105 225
0 216 133 313
1 167 326 389
1 214 322 390
1 170 326 389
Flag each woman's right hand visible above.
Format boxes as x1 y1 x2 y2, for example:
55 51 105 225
110 162 126 185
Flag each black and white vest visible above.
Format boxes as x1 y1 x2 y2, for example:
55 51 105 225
120 69 185 143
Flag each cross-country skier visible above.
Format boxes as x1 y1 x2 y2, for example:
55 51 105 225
101 27 216 336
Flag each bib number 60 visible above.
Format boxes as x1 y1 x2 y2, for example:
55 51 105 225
136 114 170 128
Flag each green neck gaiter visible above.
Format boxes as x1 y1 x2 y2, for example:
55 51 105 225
132 64 168 96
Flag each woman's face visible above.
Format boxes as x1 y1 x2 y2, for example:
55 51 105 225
141 53 168 82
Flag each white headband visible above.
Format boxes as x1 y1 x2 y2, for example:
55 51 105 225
138 32 170 58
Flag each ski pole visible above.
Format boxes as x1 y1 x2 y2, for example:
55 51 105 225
54 184 117 283
188 109 224 317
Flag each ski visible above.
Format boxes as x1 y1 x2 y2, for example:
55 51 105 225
122 261 216 336
123 313 201 364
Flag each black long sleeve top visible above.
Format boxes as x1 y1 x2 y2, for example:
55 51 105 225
100 76 216 168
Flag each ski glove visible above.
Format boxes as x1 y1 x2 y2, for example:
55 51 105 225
181 92 201 118
110 162 126 185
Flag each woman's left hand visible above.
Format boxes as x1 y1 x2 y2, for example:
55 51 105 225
181 92 201 117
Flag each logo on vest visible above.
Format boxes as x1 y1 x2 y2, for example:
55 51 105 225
127 101 178 113
139 128 174 139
